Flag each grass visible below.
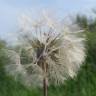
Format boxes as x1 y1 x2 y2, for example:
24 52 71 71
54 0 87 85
0 61 96 96
0 31 96 96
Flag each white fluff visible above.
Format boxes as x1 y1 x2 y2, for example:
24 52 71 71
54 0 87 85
5 14 86 87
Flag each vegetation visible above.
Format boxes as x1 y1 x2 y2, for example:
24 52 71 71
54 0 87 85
0 13 96 96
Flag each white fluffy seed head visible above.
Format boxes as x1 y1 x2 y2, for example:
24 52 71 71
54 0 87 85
5 14 86 87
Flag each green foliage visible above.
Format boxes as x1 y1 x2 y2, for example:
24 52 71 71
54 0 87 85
20 48 33 64
76 15 88 29
76 14 96 32
86 32 96 64
0 61 96 96
0 14 96 96
0 39 6 49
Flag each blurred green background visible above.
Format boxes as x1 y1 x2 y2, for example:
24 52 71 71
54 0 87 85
0 14 96 96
